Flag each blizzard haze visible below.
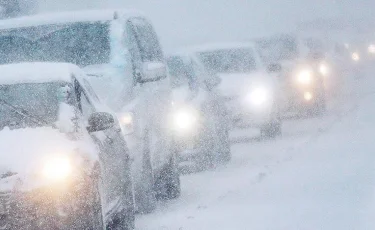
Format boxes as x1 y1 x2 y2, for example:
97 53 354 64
36 0 371 51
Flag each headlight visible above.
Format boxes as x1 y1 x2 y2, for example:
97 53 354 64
319 63 329 76
173 108 198 131
119 112 134 135
297 70 313 85
42 155 72 181
247 87 268 106
304 92 313 101
368 44 375 54
352 52 360 61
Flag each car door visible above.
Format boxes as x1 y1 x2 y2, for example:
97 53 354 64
74 78 134 221
126 18 172 175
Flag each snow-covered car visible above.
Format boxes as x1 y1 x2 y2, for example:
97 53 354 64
0 9 180 214
278 60 326 115
167 53 231 170
256 35 328 115
0 62 134 230
184 42 283 138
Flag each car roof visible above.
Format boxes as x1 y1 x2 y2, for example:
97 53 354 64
177 42 258 55
0 62 85 85
0 9 144 30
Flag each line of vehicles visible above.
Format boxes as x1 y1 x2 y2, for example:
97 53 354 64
0 8 368 230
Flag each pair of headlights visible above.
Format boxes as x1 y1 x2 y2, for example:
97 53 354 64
296 63 329 85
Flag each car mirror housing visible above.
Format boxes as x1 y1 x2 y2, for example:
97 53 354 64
138 62 167 83
87 112 115 132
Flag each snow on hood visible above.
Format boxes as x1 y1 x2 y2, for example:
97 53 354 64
216 71 276 98
171 86 208 109
0 127 98 191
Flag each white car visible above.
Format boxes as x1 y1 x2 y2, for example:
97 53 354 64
0 9 180 215
182 42 283 138
167 52 231 170
0 62 134 229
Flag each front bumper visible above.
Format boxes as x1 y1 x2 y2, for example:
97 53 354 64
284 87 324 112
224 99 274 128
0 178 95 229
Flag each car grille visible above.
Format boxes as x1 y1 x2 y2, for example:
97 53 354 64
0 192 10 229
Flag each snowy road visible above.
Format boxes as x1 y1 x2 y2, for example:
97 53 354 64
136 66 375 230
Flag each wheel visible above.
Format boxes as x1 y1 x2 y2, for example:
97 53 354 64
260 121 282 139
309 93 326 116
216 124 231 163
155 152 181 200
134 129 157 214
87 176 105 230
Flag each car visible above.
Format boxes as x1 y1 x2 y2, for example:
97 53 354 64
0 9 181 214
182 42 283 138
167 52 231 171
0 62 134 229
277 60 326 116
256 35 328 116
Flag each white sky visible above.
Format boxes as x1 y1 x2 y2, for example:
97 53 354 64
37 1 374 51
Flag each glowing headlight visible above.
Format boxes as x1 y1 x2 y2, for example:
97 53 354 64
173 109 198 131
319 64 329 76
42 155 72 180
368 44 375 54
297 70 313 85
304 92 313 101
248 87 268 106
120 113 133 126
352 52 360 61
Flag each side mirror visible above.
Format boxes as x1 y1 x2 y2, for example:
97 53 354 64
204 75 222 90
87 112 115 132
267 63 282 73
138 62 167 83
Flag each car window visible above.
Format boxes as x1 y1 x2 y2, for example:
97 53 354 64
130 18 163 62
82 78 100 103
75 79 95 119
126 21 143 84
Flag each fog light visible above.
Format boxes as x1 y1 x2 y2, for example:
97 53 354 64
304 92 313 101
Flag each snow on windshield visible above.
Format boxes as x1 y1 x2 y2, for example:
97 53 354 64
198 48 257 74
0 22 110 66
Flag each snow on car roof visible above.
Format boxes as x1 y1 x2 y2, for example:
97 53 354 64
179 42 258 54
0 9 144 30
0 62 83 85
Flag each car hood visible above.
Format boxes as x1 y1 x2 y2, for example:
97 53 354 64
0 127 98 191
171 86 207 108
216 71 276 98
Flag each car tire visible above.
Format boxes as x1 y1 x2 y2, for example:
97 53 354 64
134 130 157 214
217 125 231 163
88 176 105 230
155 152 181 200
260 121 282 139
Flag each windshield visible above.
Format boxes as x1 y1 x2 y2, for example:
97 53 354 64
0 82 71 130
167 56 196 88
198 48 257 74
0 22 110 66
257 35 299 63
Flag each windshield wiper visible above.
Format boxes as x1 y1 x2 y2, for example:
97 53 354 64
0 98 53 128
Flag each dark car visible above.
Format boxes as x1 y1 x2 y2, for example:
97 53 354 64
0 62 134 230
167 53 231 171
